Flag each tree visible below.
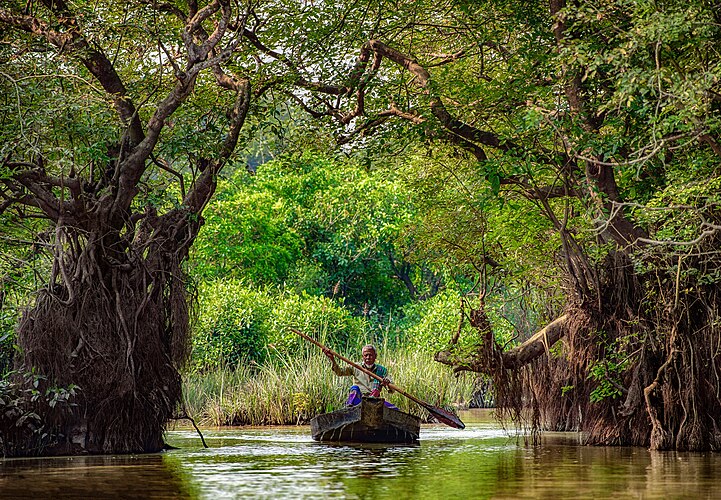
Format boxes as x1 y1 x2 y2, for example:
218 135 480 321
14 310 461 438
0 0 440 456
0 0 260 455
251 0 721 450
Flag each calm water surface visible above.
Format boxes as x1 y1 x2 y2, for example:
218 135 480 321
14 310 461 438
1 410 720 499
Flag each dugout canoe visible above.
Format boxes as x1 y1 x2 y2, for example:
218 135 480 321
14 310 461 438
310 396 421 443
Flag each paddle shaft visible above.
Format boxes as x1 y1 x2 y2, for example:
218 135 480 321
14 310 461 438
291 328 431 409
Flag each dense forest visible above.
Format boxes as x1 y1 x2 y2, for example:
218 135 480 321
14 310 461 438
1 0 720 456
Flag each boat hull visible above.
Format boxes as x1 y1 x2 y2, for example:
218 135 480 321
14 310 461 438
311 397 420 443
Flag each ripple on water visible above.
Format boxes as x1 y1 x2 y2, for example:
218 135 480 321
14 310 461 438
5 423 721 499
419 425 514 441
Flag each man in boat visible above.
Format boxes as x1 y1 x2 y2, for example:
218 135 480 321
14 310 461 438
323 344 398 408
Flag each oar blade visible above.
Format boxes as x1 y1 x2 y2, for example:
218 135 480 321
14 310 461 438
425 404 465 429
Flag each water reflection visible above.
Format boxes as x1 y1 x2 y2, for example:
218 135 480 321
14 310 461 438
2 414 721 499
0 454 195 499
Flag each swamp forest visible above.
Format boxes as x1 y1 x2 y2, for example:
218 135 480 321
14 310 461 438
1 0 721 461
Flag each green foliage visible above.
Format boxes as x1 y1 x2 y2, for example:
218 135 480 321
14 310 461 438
550 0 721 225
262 291 366 355
189 140 564 371
634 175 721 245
192 280 271 371
0 369 79 457
191 279 366 371
587 348 631 403
396 283 551 355
192 189 304 284
191 153 420 315
398 149 564 301
0 309 16 375
4 0 719 448
0 216 46 376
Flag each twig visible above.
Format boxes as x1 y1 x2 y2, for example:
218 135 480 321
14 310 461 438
172 413 209 448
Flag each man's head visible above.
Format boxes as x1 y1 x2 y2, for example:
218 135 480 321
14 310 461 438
361 345 377 366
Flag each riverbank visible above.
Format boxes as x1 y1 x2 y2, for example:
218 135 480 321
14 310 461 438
181 349 478 426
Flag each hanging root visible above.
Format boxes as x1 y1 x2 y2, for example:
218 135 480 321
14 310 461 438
11 223 192 455
436 240 721 451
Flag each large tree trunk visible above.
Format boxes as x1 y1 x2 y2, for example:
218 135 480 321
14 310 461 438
436 247 721 452
15 210 198 454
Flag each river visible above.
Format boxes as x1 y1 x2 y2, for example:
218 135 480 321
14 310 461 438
1 410 719 499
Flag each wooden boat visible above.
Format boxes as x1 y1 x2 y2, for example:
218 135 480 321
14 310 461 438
310 396 421 443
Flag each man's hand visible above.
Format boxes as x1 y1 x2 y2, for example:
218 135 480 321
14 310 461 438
322 348 334 361
370 379 390 398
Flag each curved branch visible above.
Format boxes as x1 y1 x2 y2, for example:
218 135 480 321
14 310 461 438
361 40 515 153
32 0 145 145
182 0 223 63
151 156 186 200
435 314 570 372
113 72 198 217
286 92 330 118
240 28 349 95
337 116 390 145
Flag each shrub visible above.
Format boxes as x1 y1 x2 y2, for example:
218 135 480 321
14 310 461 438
191 282 367 370
0 370 79 457
0 309 16 375
191 280 271 371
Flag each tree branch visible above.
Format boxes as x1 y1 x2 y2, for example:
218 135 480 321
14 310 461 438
361 40 515 153
548 1 648 249
33 0 145 145
183 79 251 215
113 1 240 220
434 314 570 372
239 28 348 95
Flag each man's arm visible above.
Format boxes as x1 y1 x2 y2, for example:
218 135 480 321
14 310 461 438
323 348 353 376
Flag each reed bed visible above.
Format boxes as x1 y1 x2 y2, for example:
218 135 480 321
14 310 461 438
182 347 477 426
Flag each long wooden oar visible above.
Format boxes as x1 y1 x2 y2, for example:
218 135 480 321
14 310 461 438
291 328 465 430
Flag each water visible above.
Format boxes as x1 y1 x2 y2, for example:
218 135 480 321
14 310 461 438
1 411 720 499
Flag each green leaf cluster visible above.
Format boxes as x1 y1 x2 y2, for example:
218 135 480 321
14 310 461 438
191 279 366 371
191 153 421 315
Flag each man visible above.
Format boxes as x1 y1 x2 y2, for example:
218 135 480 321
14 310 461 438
323 344 396 408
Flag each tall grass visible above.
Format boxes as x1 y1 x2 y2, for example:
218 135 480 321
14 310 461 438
182 346 477 426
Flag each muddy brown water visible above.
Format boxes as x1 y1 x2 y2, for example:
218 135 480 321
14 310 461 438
1 410 720 499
